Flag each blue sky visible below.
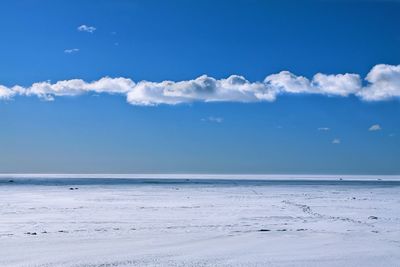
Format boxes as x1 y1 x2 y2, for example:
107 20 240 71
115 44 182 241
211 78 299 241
0 0 399 174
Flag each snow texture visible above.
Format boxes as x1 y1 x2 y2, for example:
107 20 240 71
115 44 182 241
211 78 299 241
0 177 399 266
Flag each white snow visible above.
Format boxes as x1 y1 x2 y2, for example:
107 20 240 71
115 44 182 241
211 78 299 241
0 178 399 266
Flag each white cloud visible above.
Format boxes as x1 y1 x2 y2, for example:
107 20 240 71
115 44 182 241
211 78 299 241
318 127 330 131
1 64 400 105
17 77 134 101
0 85 16 99
358 64 400 101
332 138 341 144
312 73 361 96
64 48 79 54
202 116 223 123
369 124 382 131
264 71 312 94
126 75 275 106
77 24 96 33
264 71 361 97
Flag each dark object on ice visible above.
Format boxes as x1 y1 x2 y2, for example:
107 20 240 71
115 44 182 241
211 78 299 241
296 228 306 231
352 197 356 200
58 230 68 233
258 229 271 232
368 216 378 220
25 232 37 235
75 187 79 190
8 180 14 183
339 178 343 181
377 178 382 181
41 231 48 234
69 187 74 190
277 229 287 231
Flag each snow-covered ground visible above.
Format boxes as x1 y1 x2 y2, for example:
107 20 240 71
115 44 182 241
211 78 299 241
0 177 399 266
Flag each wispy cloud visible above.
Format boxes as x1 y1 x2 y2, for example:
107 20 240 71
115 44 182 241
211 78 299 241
202 116 223 123
77 24 96 33
318 127 330 131
332 138 341 144
0 85 15 99
64 48 79 54
369 124 382 131
1 64 400 104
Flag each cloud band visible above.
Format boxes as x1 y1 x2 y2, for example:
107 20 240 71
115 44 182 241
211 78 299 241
1 64 399 105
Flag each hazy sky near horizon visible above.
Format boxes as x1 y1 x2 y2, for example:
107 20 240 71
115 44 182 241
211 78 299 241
0 0 399 174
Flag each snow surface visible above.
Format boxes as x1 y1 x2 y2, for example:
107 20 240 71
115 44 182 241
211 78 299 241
0 177 399 266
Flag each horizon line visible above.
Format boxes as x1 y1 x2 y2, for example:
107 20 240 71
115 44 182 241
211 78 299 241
1 173 399 181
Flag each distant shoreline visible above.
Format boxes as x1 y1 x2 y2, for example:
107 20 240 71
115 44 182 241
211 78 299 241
1 173 400 181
